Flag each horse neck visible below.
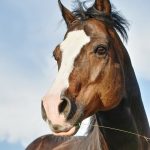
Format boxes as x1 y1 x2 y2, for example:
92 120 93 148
116 35 150 137
95 32 150 149
96 99 143 149
120 43 150 149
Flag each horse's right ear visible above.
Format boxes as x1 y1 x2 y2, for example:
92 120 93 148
94 0 111 16
58 0 76 27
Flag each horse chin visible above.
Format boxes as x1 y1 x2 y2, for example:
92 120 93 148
53 125 80 137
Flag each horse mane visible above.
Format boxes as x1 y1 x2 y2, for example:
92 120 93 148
72 0 129 42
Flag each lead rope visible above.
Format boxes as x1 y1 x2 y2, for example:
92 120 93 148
80 123 150 143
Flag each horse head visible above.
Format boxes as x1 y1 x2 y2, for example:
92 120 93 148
42 0 128 136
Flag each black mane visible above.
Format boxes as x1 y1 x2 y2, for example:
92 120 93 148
73 0 129 42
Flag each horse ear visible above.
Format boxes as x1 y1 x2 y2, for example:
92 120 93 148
58 0 76 27
94 0 111 15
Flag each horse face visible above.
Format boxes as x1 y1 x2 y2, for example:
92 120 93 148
42 20 125 136
42 0 125 136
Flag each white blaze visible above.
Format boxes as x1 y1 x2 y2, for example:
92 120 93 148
52 30 90 92
44 30 90 126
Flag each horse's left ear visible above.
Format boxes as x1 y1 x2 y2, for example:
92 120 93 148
94 0 111 16
58 0 76 27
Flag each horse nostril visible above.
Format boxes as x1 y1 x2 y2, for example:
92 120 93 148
59 99 67 113
58 96 71 116
59 96 77 120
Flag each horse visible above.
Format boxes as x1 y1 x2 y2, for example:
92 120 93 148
26 0 150 149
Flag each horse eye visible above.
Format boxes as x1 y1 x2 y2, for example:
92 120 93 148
94 45 107 56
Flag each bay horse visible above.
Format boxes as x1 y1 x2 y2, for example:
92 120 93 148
26 0 150 149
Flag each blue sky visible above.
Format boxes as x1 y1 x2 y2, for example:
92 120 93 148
0 0 150 149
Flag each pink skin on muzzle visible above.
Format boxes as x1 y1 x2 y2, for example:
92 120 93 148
43 82 77 136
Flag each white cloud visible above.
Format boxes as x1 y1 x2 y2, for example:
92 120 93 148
0 56 52 147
